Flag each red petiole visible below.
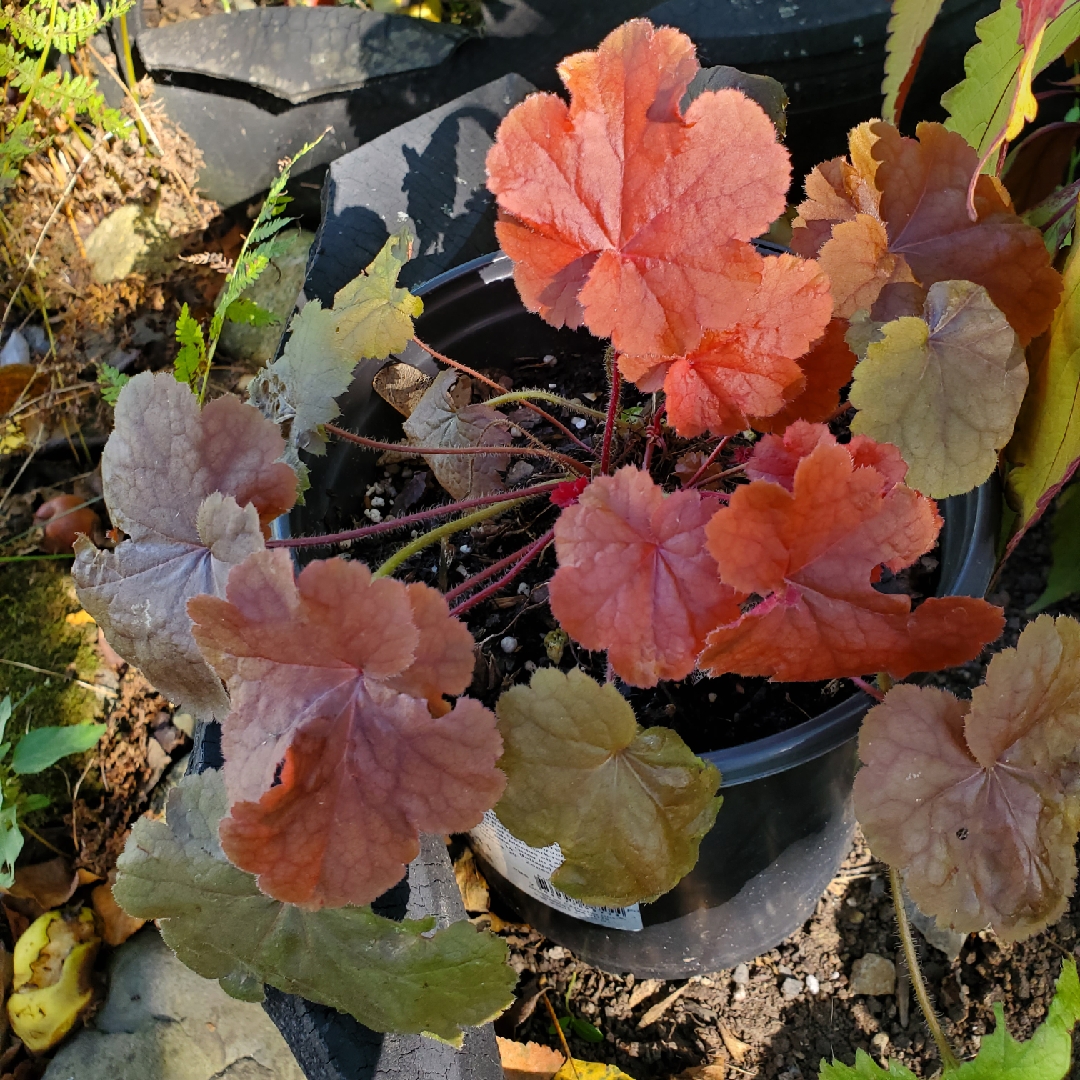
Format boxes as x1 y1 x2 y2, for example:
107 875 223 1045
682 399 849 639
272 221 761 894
448 528 555 617
267 480 563 550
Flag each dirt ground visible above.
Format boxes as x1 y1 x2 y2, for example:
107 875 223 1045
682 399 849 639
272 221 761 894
484 510 1080 1080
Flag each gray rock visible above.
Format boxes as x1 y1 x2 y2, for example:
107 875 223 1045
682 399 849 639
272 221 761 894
43 929 304 1080
732 963 750 987
849 953 896 997
219 229 315 368
0 330 29 367
83 204 180 285
902 882 967 960
780 977 803 1000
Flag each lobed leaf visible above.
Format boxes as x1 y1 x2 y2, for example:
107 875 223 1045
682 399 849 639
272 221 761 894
402 370 512 499
73 374 296 720
750 318 858 434
882 0 946 125
855 616 1080 941
849 279 1027 498
792 121 1060 344
248 229 423 455
494 668 721 907
549 467 742 687
189 550 503 909
951 957 1080 1079
113 771 516 1044
486 19 790 358
1005 219 1080 545
943 0 1080 158
618 254 832 437
818 1051 917 1079
699 427 1003 681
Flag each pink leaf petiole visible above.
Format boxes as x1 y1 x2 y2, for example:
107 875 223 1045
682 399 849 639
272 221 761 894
267 480 563 550
324 423 590 475
684 436 730 489
599 360 622 474
448 528 555 617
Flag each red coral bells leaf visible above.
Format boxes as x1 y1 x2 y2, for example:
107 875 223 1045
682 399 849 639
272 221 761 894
745 420 908 492
749 318 858 434
486 19 791 357
619 255 832 437
699 433 1003 681
549 467 742 688
550 477 589 508
188 551 504 909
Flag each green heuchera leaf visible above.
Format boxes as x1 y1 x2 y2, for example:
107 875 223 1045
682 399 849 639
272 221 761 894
952 958 1080 1079
112 770 516 1044
819 1050 917 1079
494 668 722 907
11 723 107 775
248 228 423 455
1030 484 1080 612
943 0 1080 158
1005 213 1080 544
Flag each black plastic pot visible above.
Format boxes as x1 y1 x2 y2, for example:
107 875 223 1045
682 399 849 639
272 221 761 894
284 251 1000 980
98 0 995 209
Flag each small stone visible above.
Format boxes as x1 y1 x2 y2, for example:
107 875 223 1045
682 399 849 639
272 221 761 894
370 497 385 507
733 963 750 986
548 383 557 389
732 988 746 1002
0 330 29 367
805 974 820 994
781 977 803 1000
778 965 792 976
708 693 717 703
572 417 587 429
524 661 537 672
871 1032 890 1056
500 636 518 654
542 354 557 366
546 945 568 961
517 582 530 595
849 954 896 996
459 544 471 554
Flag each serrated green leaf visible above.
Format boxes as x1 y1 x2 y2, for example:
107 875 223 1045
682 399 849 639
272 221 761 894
97 364 130 406
16 794 50 814
173 304 207 388
943 0 1080 158
951 958 1080 1079
1005 212 1080 544
818 1050 917 1079
11 723 106 774
1030 484 1080 611
112 770 516 1044
494 668 722 907
225 297 279 328
248 227 422 454
882 0 946 125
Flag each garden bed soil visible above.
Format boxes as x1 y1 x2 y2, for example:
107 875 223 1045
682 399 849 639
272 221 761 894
475 508 1080 1080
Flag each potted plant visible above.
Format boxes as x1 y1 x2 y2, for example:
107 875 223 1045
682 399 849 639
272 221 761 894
67 5 1080 1078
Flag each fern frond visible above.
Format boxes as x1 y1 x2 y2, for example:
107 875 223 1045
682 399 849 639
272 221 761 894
3 0 134 52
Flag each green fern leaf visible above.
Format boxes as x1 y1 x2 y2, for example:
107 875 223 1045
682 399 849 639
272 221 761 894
173 304 208 388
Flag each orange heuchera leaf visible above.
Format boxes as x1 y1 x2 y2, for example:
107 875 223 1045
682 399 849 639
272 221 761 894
189 550 504 909
618 255 832 437
73 373 296 720
548 467 741 688
791 121 1060 344
745 420 908 492
699 430 1003 681
749 318 858 434
854 615 1080 941
486 19 791 358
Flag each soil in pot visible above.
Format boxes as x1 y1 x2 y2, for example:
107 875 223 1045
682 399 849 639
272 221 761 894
479 509 1080 1080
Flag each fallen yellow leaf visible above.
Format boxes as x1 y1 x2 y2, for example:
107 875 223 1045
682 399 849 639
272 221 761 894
497 1036 564 1079
65 610 96 627
553 1062 634 1080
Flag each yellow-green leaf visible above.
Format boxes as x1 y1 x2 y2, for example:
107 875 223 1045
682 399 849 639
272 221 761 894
882 0 946 125
553 1063 635 1080
943 0 1080 159
113 770 516 1045
494 668 721 908
850 279 1027 498
248 228 422 454
1006 220 1080 540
